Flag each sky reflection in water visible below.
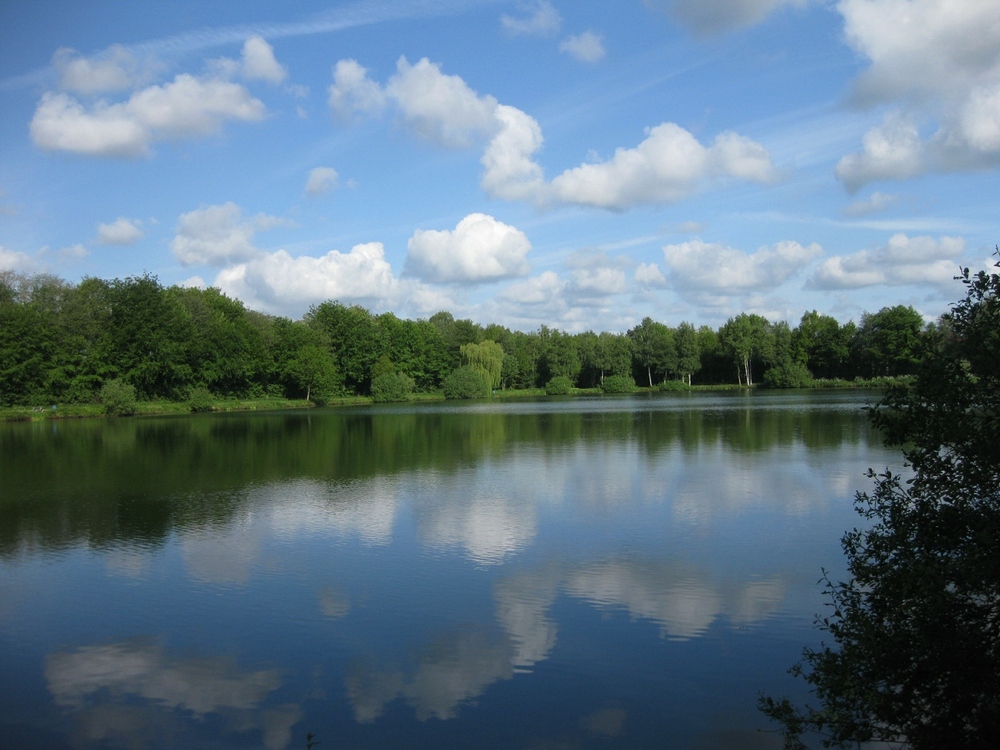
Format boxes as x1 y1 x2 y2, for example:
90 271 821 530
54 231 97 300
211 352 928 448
0 392 899 749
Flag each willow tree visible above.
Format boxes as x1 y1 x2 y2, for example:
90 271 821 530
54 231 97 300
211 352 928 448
460 339 504 390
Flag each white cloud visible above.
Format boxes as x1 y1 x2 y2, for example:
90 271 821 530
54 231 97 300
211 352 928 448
647 0 808 35
171 202 283 266
328 59 387 120
52 45 139 95
836 0 1000 183
634 262 668 287
840 0 1000 107
559 32 606 63
568 265 628 302
239 36 287 83
404 213 531 283
498 270 566 307
0 244 35 272
31 74 265 158
842 191 899 217
329 57 774 210
548 124 777 209
835 113 924 192
57 244 89 260
305 166 338 195
97 217 143 245
214 242 405 313
501 1 562 36
180 276 206 289
663 239 821 293
479 104 546 201
810 233 965 289
386 57 498 148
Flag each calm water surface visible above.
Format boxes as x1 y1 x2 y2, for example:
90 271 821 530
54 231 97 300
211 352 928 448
0 391 900 749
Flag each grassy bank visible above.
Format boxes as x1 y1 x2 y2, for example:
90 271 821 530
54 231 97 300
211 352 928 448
1 377 905 423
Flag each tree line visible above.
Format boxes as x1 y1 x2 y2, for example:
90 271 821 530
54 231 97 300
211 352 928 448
0 270 931 406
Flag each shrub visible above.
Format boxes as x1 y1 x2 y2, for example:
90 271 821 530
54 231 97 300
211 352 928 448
188 386 215 413
100 379 137 416
545 375 573 395
600 375 636 394
656 379 691 392
442 366 490 400
371 371 415 403
762 361 813 389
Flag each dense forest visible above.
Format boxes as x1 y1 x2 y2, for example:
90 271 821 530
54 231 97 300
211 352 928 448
1 270 933 407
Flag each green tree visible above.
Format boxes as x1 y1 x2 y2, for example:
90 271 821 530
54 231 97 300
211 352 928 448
719 313 771 385
538 326 581 384
460 339 504 390
442 365 489 399
628 318 676 386
794 311 850 380
103 274 193 399
854 305 925 377
675 322 701 386
285 344 338 402
760 260 1000 748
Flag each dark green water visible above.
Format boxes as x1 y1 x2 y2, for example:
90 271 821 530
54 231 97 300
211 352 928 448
0 391 898 749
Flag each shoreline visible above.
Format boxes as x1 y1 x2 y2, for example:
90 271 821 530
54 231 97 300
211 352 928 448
0 378 900 423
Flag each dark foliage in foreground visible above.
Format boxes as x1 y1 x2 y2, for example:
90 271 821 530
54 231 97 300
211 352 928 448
759 258 1000 748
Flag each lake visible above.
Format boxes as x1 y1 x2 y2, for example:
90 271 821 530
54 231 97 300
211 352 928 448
0 391 899 749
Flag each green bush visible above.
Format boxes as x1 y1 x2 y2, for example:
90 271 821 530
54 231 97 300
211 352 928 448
371 371 415 403
100 379 137 416
188 386 215 413
442 366 490 400
600 375 636 393
762 361 813 389
657 379 691 392
545 375 573 395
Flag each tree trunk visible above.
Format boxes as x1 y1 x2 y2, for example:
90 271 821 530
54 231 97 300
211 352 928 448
648 366 652 388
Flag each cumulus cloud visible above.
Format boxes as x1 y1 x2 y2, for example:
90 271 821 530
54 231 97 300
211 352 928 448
809 233 965 289
841 191 899 217
548 124 777 209
559 32 606 63
386 57 498 148
328 59 387 120
404 213 531 283
305 166 338 195
171 202 284 266
646 0 808 35
501 1 562 36
0 244 37 272
330 57 775 210
30 73 265 158
835 113 924 192
663 239 821 294
634 262 668 287
215 242 400 313
840 0 1000 107
97 217 143 245
836 0 1000 185
239 36 287 83
52 45 140 94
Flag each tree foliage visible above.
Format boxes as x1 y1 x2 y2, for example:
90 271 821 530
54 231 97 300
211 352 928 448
760 260 1000 749
442 366 489 400
460 339 504 390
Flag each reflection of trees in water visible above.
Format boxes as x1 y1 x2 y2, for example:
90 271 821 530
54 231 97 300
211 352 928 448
0 396 878 554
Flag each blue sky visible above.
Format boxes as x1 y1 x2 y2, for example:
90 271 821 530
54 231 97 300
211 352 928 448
1 0 998 331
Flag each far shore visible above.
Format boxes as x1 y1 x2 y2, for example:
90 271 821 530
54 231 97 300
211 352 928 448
0 378 899 423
